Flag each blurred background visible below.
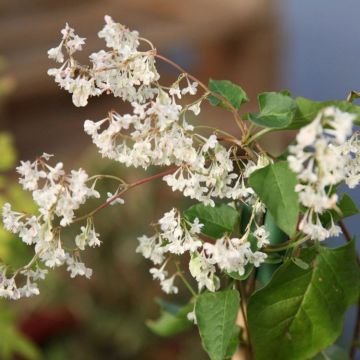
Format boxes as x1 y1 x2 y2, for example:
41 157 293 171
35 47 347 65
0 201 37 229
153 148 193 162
0 0 359 359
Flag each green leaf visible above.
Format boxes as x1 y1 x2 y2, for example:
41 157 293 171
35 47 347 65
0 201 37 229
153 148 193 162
246 92 297 128
184 203 239 239
248 241 360 360
321 193 359 227
312 345 350 360
224 326 240 359
248 161 299 237
208 79 248 110
288 97 360 129
337 193 359 219
257 212 287 285
196 290 240 360
147 300 193 337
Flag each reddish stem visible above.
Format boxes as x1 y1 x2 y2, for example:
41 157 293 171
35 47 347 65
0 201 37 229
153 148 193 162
73 167 177 223
339 220 352 243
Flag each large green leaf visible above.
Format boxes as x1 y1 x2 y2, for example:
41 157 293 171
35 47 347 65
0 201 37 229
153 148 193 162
208 79 248 110
248 161 299 237
147 299 193 337
195 290 240 360
184 203 239 239
225 326 241 359
248 242 360 360
246 92 297 128
288 97 360 129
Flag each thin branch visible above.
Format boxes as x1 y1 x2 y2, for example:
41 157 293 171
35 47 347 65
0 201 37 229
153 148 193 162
175 262 197 297
73 167 177 223
263 235 309 253
246 269 257 297
339 220 352 243
155 53 247 137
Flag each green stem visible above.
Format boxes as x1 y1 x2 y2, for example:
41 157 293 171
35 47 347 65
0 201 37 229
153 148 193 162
244 128 273 145
176 263 197 297
264 235 310 253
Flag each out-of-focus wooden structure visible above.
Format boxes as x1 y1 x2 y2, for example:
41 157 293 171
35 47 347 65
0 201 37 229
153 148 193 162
0 0 278 160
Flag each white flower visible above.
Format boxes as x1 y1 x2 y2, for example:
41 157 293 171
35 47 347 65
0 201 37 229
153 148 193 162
249 251 268 267
328 219 341 237
46 162 65 182
27 268 48 281
254 226 270 248
2 203 22 233
136 235 157 259
188 102 201 115
190 218 204 234
67 35 86 54
202 135 218 152
66 257 92 279
169 83 182 98
98 15 139 56
181 81 198 95
17 160 46 191
43 247 67 268
47 44 64 63
88 227 101 247
71 77 93 107
159 208 179 233
187 310 197 324
75 226 87 250
149 263 168 281
19 280 40 298
19 217 40 245
189 252 218 292
160 275 178 294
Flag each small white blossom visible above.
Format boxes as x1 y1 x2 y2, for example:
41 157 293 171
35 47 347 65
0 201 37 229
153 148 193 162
160 275 178 294
66 257 92 279
254 226 270 248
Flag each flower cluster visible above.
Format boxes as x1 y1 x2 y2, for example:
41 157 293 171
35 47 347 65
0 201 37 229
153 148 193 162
136 208 268 294
288 107 357 240
1 154 103 299
48 16 268 208
85 94 266 206
11 15 360 303
48 15 159 107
